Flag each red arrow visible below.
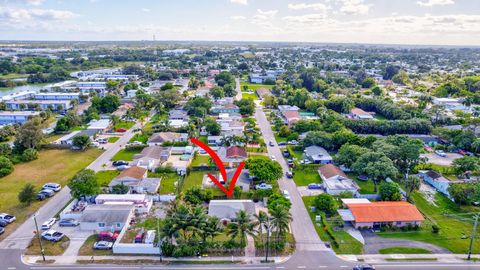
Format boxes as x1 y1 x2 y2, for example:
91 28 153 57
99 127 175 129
191 138 245 197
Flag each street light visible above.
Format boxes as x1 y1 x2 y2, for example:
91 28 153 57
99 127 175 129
33 213 45 262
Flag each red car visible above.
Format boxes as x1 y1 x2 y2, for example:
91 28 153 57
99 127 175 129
457 149 467 155
116 128 127 133
97 231 119 242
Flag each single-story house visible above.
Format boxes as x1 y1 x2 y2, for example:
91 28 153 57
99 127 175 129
278 105 300 112
339 200 424 229
225 169 252 191
87 119 111 132
108 166 161 194
95 194 153 214
217 146 248 167
350 108 374 120
57 129 100 145
419 170 465 201
133 146 171 170
79 204 134 232
113 166 147 182
281 111 301 127
168 109 189 121
319 164 359 195
304 146 333 164
256 88 271 99
147 132 188 145
208 200 255 221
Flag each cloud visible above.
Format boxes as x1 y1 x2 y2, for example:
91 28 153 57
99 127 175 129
142 8 151 12
231 15 246 20
283 13 329 25
0 6 77 21
4 0 45 5
287 3 330 12
338 0 370 15
417 0 455 7
252 9 280 31
230 0 248 5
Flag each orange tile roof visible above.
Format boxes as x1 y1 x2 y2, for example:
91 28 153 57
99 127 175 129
347 202 424 223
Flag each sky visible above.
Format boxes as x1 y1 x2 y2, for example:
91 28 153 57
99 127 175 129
0 0 479 45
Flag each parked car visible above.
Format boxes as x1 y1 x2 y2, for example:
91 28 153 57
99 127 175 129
42 183 61 192
353 264 375 270
308 183 323 189
269 141 275 147
93 241 114 250
198 149 207 154
90 141 100 147
41 218 57 230
282 150 290 157
116 128 127 133
0 213 16 224
270 155 276 161
435 150 447 157
287 140 298 145
116 165 130 171
282 190 290 199
456 149 467 155
37 193 47 201
59 219 79 227
278 142 287 146
41 230 64 242
97 231 119 242
255 183 273 190
0 227 4 235
38 189 55 198
96 138 108 144
286 171 293 179
0 220 8 227
128 141 143 146
300 159 312 164
112 160 129 166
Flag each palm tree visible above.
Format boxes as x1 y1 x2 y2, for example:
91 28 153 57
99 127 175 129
200 217 222 244
254 211 268 240
270 205 292 245
188 206 207 239
226 210 256 248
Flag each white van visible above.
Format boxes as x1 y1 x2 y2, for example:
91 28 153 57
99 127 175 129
42 183 62 192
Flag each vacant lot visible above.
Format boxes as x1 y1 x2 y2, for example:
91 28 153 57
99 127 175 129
0 149 102 232
293 167 322 187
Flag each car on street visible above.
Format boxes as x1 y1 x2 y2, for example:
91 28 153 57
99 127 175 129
286 171 293 178
59 219 79 227
116 128 127 133
270 155 276 161
38 189 55 198
353 264 375 270
41 230 64 242
282 150 290 157
113 160 129 166
93 241 114 250
435 150 447 157
282 190 290 199
42 183 62 192
308 183 323 189
269 141 274 147
255 183 273 190
41 218 57 230
278 142 287 146
0 213 16 224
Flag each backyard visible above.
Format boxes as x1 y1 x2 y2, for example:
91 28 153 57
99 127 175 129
148 171 179 194
95 170 121 187
190 154 211 167
0 149 102 240
377 191 480 254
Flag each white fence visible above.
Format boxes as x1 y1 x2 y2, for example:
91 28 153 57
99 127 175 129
113 243 159 255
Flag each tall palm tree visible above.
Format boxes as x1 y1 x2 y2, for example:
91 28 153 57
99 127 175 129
254 211 268 240
227 210 256 248
188 205 207 239
200 216 222 244
270 205 292 245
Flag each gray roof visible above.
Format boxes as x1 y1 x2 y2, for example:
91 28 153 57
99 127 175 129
79 204 133 224
138 178 161 194
208 200 255 220
304 146 332 161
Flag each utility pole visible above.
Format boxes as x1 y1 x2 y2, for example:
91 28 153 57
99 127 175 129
157 218 162 262
33 214 45 262
468 214 479 261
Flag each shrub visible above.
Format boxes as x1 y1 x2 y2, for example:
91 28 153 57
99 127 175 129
432 225 440 234
0 156 14 177
21 148 38 162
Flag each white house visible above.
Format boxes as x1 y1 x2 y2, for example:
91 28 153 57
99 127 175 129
319 164 359 195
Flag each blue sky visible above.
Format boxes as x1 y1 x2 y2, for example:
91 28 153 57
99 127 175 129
0 0 479 45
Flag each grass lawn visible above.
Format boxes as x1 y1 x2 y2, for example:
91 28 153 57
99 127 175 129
293 169 321 186
113 120 135 130
274 133 287 143
183 171 209 190
0 149 102 240
0 73 28 80
377 192 480 254
159 173 179 194
240 82 274 91
242 93 259 100
108 137 120 143
129 133 150 144
25 236 70 256
190 155 211 167
111 148 143 161
346 173 376 194
379 247 432 254
247 154 270 160
287 146 303 160
78 235 113 256
302 196 363 254
43 134 64 143
247 147 267 153
96 170 121 187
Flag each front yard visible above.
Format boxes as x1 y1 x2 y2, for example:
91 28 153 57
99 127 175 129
78 235 113 256
0 149 102 240
25 236 71 256
293 165 322 187
111 147 143 161
377 191 480 254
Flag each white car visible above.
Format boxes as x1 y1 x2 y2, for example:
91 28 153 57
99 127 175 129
270 155 276 161
93 241 114 250
435 150 447 157
282 190 291 200
41 230 64 242
0 213 16 224
41 218 57 230
42 183 62 192
255 183 273 190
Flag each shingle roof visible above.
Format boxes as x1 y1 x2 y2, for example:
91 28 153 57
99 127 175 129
116 166 147 181
79 204 133 224
226 146 247 158
319 164 347 179
208 200 255 220
347 202 425 223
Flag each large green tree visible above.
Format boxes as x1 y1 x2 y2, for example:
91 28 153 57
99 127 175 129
352 152 398 192
245 158 283 183
68 169 100 198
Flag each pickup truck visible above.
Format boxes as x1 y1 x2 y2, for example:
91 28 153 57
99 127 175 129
41 230 64 242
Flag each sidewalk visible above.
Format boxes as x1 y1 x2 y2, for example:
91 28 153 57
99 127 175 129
339 254 480 263
23 254 291 265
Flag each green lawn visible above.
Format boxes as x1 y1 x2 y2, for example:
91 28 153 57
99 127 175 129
287 146 303 160
379 247 432 254
25 235 70 256
0 149 102 240
107 137 120 143
0 73 28 80
302 196 363 254
129 133 150 144
183 170 223 196
293 169 321 186
377 192 480 254
96 170 121 187
190 155 211 167
240 82 274 91
347 173 376 194
113 120 135 130
159 173 179 194
274 133 287 143
242 93 259 100
111 148 143 161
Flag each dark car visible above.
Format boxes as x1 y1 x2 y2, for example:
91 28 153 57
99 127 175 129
38 189 55 198
286 171 293 179
278 142 287 146
37 193 46 201
308 183 322 189
0 220 7 227
353 264 375 270
59 219 80 227
113 160 129 166
282 150 290 157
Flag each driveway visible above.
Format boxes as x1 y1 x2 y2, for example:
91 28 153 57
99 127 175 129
362 230 451 254
297 186 324 197
420 153 463 166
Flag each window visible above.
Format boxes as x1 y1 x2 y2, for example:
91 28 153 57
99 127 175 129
98 223 105 228
396 221 402 225
117 223 122 228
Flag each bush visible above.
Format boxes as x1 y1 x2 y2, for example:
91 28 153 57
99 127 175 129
21 148 38 162
0 156 14 177
432 225 440 234
18 183 36 205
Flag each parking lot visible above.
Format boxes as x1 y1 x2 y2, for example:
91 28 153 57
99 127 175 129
420 152 463 166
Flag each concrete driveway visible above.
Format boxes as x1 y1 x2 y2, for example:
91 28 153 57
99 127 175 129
297 186 324 197
420 153 463 166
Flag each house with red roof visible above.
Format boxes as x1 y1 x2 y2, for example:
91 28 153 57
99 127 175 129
338 199 424 229
217 146 247 167
281 111 301 127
